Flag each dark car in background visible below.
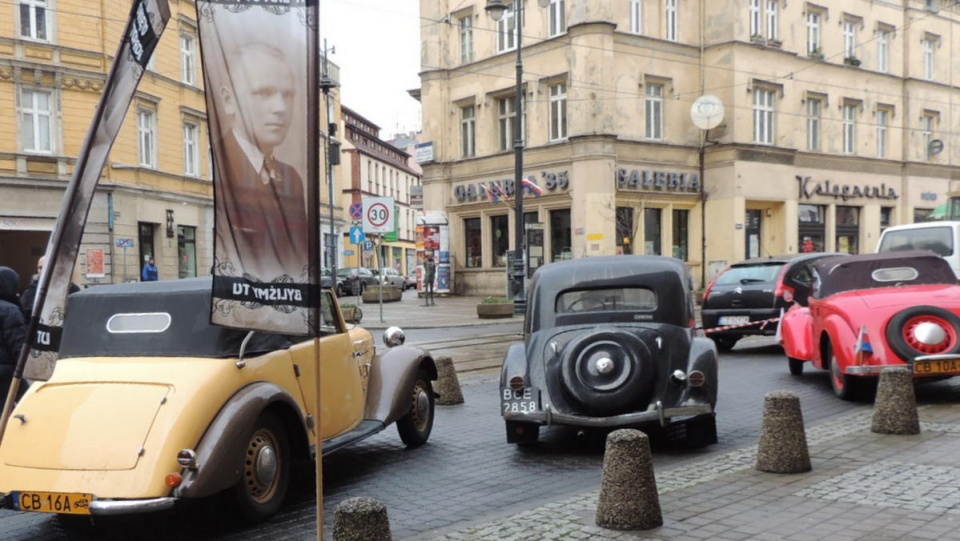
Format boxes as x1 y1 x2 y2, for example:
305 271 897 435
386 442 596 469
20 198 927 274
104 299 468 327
701 253 845 351
321 269 348 296
337 267 378 295
500 255 718 448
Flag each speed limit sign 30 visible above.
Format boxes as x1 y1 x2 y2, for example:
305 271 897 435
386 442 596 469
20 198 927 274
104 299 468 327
362 196 396 234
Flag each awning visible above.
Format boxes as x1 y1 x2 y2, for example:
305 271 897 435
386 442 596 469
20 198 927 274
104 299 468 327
928 202 949 220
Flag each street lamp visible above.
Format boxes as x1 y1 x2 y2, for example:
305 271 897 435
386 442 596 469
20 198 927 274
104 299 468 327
320 41 339 279
485 0 549 314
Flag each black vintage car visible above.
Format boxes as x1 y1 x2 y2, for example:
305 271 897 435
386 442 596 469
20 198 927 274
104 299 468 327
500 255 718 446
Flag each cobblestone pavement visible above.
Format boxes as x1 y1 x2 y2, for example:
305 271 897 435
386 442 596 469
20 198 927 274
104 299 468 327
428 403 960 540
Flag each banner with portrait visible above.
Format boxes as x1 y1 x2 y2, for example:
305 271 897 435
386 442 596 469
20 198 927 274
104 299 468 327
197 1 320 334
20 0 171 382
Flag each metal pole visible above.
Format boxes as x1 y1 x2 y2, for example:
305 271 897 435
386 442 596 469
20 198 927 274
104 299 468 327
322 40 337 280
512 1 525 314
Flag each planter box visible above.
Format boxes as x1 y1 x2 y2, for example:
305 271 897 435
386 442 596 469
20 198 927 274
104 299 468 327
341 306 363 323
362 285 402 303
477 302 515 319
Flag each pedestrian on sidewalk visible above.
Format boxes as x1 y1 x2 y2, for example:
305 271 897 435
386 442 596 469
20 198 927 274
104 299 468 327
423 255 436 307
0 266 27 403
141 257 158 282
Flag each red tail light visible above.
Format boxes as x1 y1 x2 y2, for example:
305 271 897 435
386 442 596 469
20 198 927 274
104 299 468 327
773 265 795 303
702 275 720 302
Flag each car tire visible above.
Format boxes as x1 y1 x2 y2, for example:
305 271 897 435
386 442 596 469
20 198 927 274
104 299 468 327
825 339 868 401
788 357 804 376
885 305 960 361
232 412 291 522
560 329 654 416
396 369 435 447
712 336 739 352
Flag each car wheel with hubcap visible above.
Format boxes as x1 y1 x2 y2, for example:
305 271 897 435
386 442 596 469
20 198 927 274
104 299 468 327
396 369 435 447
232 413 290 522
560 329 654 416
886 305 960 361
826 339 860 401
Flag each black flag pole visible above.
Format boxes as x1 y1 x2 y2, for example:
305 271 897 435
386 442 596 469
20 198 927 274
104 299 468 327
0 0 172 444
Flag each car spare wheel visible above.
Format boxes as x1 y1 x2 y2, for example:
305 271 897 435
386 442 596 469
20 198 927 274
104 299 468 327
560 329 654 416
886 305 960 361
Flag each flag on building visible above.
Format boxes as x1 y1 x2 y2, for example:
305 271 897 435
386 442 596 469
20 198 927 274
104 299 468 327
197 1 321 335
492 181 509 202
19 0 171 383
522 176 544 197
480 183 496 203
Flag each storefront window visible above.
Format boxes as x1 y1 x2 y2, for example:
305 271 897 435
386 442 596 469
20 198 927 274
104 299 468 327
880 207 893 231
491 215 509 267
915 208 934 223
550 208 572 261
798 204 825 252
177 226 197 278
643 208 662 255
672 209 689 260
616 206 634 255
464 217 482 268
836 205 859 254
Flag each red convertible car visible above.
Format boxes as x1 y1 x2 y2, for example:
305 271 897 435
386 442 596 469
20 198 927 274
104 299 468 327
779 251 960 400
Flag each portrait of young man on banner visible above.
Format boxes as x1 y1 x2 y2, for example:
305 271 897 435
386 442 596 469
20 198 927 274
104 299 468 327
197 3 317 334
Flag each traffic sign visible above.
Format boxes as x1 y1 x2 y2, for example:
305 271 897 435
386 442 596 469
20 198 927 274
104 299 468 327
115 238 134 248
363 240 375 251
349 226 365 245
362 197 395 234
349 201 363 220
343 249 355 256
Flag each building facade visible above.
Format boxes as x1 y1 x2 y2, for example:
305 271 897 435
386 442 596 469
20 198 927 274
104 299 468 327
1 0 342 290
418 0 960 295
339 107 422 277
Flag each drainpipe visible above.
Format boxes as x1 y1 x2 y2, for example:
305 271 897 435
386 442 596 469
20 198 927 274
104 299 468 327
699 0 707 290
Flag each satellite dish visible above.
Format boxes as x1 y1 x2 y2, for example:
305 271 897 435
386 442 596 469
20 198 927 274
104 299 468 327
691 94 725 130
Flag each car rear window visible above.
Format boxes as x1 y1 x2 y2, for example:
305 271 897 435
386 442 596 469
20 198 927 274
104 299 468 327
714 263 785 285
556 287 657 314
877 227 954 256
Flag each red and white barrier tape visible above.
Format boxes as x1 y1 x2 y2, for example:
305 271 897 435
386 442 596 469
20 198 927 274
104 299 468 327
700 316 781 335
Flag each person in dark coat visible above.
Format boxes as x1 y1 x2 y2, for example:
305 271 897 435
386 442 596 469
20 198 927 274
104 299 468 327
423 255 437 307
0 266 28 402
20 256 80 319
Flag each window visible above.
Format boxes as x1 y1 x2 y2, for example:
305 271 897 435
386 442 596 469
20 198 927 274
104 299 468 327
183 121 199 176
19 0 49 41
138 222 156 277
842 103 857 154
876 28 889 73
461 105 476 158
550 209 572 262
842 19 857 60
459 15 473 64
922 37 935 80
178 226 197 278
643 208 662 255
616 207 634 255
548 0 565 37
880 207 893 231
20 88 53 153
630 0 642 34
806 11 821 55
549 83 567 141
496 2 518 53
665 0 678 42
645 83 663 141
180 33 196 85
922 113 935 159
806 97 821 151
835 206 859 254
753 87 775 145
875 109 888 158
138 108 157 167
464 217 482 268
498 96 517 151
491 215 510 267
750 0 778 41
672 209 689 261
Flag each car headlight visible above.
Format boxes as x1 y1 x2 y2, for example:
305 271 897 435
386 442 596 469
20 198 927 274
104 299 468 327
383 326 405 347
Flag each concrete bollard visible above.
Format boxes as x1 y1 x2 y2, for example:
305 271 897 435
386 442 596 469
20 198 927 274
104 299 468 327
756 391 811 474
596 429 662 530
434 356 464 405
332 497 391 541
872 367 920 435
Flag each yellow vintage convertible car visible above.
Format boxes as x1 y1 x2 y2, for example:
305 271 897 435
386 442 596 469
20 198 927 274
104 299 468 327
0 278 437 522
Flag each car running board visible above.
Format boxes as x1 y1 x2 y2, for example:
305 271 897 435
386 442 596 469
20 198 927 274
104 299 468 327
318 420 386 457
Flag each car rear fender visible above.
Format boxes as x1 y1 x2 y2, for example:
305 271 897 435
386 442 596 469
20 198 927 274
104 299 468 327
818 315 857 370
499 343 529 388
780 306 814 360
683 337 719 407
175 382 306 499
364 346 438 426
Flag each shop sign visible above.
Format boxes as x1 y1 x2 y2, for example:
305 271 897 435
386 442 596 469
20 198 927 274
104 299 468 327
921 192 938 202
453 171 569 202
616 168 701 192
796 176 899 201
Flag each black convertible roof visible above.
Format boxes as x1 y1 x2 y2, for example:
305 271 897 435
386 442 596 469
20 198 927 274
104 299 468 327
526 255 693 332
813 250 955 298
59 278 292 359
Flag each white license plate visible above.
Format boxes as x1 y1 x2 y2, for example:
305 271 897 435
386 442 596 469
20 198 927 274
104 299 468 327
719 316 750 325
502 387 540 414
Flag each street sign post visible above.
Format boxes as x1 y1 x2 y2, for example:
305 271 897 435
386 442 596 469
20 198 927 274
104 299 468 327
349 201 363 221
349 226 365 245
